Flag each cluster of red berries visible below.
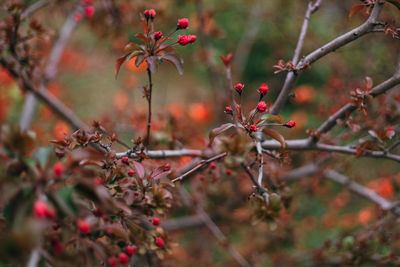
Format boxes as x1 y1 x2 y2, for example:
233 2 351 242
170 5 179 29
225 82 296 130
34 200 56 220
107 245 137 266
74 0 95 22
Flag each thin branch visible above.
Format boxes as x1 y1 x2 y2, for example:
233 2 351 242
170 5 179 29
116 148 204 159
21 0 50 20
279 156 331 182
324 169 399 214
313 53 400 139
171 152 227 183
242 162 269 205
20 7 79 130
178 187 251 267
26 248 40 267
145 68 153 150
270 0 385 115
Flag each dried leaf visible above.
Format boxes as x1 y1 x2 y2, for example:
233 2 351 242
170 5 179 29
262 128 287 152
209 123 235 145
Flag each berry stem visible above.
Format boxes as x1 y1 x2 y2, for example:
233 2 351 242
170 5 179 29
145 68 153 150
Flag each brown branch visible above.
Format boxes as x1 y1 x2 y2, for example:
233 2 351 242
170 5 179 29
324 169 400 215
21 0 50 20
20 8 79 130
270 0 385 115
145 68 153 150
171 152 227 183
242 162 269 205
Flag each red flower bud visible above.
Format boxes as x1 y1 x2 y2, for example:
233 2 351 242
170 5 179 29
53 162 64 178
128 169 135 177
144 9 156 19
119 252 129 264
235 83 244 94
285 120 296 128
155 237 165 248
74 13 82 22
154 31 162 40
152 217 160 226
94 177 103 185
177 18 189 29
226 169 231 175
122 156 129 164
178 35 191 46
84 6 95 18
189 35 197 43
209 162 216 169
249 124 257 132
220 53 233 67
259 83 269 96
257 101 267 112
125 245 137 256
77 219 90 234
34 200 48 218
225 106 233 115
108 257 117 267
163 163 171 171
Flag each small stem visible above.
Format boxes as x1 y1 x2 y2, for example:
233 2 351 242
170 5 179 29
145 68 153 150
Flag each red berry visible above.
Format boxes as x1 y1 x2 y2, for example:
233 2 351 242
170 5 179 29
144 9 156 19
235 83 244 94
257 101 267 112
94 177 103 185
53 162 64 178
125 245 137 256
178 35 191 46
154 31 162 40
249 124 257 132
46 207 56 220
119 252 129 264
177 18 189 29
34 200 48 218
128 169 135 177
94 207 103 217
189 35 197 43
259 83 269 96
226 169 231 175
285 120 296 128
121 156 129 164
225 106 233 115
152 217 160 226
209 162 216 169
163 163 171 171
74 13 83 22
155 237 165 248
53 241 63 254
84 6 95 18
108 257 117 267
77 219 90 234
81 0 93 5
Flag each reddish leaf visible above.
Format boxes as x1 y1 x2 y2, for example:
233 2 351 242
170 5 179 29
160 52 183 75
209 123 235 145
262 128 287 152
349 4 365 19
133 161 145 179
146 56 157 73
135 54 145 67
135 33 148 44
115 54 128 79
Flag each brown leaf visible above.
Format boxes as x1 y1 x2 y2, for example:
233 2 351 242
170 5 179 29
115 54 128 79
349 4 365 19
209 123 235 146
262 128 287 152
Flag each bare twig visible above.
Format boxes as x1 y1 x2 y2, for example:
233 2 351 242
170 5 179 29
242 162 269 205
21 0 50 20
324 170 399 214
145 68 153 150
171 152 227 183
271 0 385 115
26 248 40 267
20 7 79 130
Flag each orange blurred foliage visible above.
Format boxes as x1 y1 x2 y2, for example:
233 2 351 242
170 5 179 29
113 90 129 112
126 57 148 72
358 207 373 225
189 103 210 124
292 85 315 104
53 121 71 139
367 178 394 199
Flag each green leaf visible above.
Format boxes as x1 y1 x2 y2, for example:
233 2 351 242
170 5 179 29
34 146 52 168
260 114 284 124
